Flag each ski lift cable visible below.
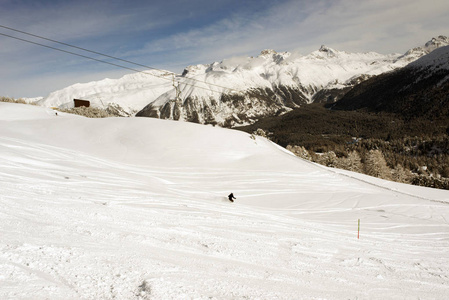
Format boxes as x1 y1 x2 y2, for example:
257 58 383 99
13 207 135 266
0 33 163 79
0 25 242 95
0 31 235 95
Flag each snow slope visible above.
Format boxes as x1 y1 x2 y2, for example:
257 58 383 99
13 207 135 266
408 45 449 70
36 70 174 114
1 102 449 299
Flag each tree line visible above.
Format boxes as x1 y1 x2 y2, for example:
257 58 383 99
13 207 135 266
239 104 449 190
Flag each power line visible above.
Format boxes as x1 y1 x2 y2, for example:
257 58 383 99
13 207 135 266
0 33 165 80
0 24 165 73
0 25 242 95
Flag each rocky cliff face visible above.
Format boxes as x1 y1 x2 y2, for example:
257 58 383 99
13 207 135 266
136 87 288 127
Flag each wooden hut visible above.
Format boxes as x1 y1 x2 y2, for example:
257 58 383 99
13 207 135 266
74 99 90 108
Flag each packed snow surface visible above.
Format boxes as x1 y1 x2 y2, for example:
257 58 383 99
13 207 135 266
1 103 449 299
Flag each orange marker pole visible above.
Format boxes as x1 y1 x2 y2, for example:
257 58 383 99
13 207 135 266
358 219 360 239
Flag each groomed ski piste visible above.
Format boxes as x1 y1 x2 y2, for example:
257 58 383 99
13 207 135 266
1 102 449 299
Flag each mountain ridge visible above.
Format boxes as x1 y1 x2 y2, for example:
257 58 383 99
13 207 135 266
331 45 449 119
35 36 448 125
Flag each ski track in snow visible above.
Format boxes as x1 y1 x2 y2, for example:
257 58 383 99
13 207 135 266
1 104 449 299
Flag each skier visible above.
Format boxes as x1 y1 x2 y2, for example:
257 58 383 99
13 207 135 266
228 193 236 202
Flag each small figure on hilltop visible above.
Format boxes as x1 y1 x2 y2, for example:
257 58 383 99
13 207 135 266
228 193 236 202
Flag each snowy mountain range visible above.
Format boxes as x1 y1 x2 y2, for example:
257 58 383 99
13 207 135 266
37 36 448 126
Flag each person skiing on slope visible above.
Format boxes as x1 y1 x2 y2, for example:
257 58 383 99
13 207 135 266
228 193 236 202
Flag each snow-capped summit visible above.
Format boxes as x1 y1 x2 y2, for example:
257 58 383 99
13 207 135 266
397 35 448 62
259 49 278 57
257 49 289 61
408 44 449 70
317 45 338 57
425 35 449 50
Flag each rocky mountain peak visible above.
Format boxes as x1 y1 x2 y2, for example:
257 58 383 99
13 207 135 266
319 45 330 52
424 35 449 50
258 49 290 64
181 64 209 76
400 36 449 61
318 45 337 57
408 45 449 70
260 49 277 56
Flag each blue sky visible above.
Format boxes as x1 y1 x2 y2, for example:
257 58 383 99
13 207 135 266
1 0 448 98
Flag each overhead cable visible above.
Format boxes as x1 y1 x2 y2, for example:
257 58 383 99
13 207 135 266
0 25 242 94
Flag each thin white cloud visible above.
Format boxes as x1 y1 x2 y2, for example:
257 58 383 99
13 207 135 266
3 65 130 98
132 0 448 62
286 0 449 53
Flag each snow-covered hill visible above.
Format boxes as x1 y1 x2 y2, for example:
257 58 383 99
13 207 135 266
37 70 174 115
398 35 449 62
408 44 449 70
36 36 448 125
1 102 449 299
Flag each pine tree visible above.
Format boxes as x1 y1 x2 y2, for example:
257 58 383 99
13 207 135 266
345 151 363 172
392 164 411 183
364 150 392 180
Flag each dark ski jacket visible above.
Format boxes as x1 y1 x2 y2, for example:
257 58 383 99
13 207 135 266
228 193 236 202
